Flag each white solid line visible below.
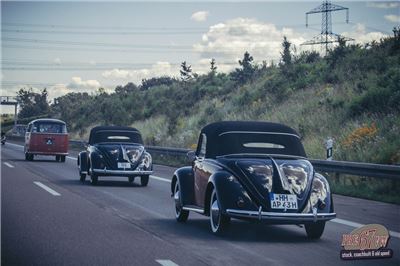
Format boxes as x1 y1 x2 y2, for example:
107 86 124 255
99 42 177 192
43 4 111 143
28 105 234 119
8 141 400 239
331 218 400 239
150 175 171 183
33 181 61 196
156 260 179 266
3 162 15 168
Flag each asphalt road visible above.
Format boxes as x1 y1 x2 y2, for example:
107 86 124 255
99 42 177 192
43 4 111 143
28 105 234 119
2 141 399 266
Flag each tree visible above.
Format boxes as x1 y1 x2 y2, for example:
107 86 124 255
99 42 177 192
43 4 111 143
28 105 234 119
231 51 255 84
17 88 50 119
180 61 193 82
280 36 292 66
210 58 217 75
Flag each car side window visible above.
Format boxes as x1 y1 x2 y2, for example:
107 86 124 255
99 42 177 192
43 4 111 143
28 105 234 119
198 133 207 159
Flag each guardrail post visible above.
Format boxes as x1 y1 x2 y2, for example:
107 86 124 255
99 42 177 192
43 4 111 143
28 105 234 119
325 138 333 161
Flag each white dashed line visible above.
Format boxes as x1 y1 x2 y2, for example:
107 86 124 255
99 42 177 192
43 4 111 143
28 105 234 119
150 175 171 183
331 218 400 239
34 182 61 196
156 260 179 266
6 141 400 238
3 162 15 168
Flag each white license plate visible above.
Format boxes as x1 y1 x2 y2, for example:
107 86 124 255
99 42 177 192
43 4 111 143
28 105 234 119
117 162 131 169
270 193 298 210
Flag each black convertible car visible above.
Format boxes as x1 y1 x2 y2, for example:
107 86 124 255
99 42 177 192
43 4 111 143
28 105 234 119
78 126 153 186
171 121 336 238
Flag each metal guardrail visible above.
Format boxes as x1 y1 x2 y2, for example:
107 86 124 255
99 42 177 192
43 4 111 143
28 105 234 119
7 136 400 180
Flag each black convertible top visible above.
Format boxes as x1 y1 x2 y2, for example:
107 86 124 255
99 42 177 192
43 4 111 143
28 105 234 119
89 126 143 145
199 121 306 158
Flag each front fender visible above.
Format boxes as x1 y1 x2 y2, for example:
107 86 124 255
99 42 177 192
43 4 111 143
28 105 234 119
303 172 334 214
171 166 194 206
78 151 88 172
209 171 258 215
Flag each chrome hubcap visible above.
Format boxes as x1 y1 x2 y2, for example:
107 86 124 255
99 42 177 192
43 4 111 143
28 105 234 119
210 190 220 232
174 183 181 216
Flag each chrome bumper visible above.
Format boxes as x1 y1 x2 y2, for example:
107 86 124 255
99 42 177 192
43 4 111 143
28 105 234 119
226 208 336 222
92 168 153 176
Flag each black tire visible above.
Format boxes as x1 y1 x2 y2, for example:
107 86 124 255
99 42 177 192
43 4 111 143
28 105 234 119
140 175 149 187
55 155 60 161
25 153 33 161
79 172 86 182
305 221 326 239
128 176 135 183
90 174 98 186
173 181 189 222
209 188 230 235
60 155 66 162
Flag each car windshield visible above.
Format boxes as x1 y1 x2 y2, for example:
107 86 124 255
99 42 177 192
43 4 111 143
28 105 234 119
92 130 143 144
208 131 305 158
33 122 67 134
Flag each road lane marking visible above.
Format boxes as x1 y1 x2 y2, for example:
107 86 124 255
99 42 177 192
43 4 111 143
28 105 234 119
7 141 400 238
3 162 15 168
156 260 179 266
33 182 61 196
150 175 171 183
331 218 400 239
5 142 24 150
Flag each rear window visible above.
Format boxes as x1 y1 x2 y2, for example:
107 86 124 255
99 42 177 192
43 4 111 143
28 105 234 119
92 130 143 144
33 123 67 134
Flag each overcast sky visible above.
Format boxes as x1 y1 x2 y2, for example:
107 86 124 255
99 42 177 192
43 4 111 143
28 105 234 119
1 1 399 112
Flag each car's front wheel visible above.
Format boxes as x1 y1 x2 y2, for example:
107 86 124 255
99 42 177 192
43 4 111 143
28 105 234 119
79 172 86 182
174 181 189 222
128 176 135 183
140 175 149 187
210 188 230 235
305 221 326 239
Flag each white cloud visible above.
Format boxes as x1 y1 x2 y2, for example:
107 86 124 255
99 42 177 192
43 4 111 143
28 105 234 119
341 23 388 44
54 58 62 65
67 77 101 90
384 14 400 23
191 11 210 22
102 62 178 84
193 17 308 63
367 2 399 9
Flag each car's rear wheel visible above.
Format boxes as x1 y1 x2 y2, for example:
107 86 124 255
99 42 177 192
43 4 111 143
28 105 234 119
305 221 326 239
25 153 33 161
90 174 98 186
174 181 189 222
60 155 66 162
140 175 149 187
210 188 230 235
55 155 60 161
79 172 86 182
128 176 135 183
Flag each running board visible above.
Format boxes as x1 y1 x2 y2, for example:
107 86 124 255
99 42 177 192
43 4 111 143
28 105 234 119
182 205 205 214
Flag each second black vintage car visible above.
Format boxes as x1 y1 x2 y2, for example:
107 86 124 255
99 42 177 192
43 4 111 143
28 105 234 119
78 126 153 186
171 121 336 238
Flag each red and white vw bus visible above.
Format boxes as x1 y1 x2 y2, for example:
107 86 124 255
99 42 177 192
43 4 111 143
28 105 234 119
25 119 69 162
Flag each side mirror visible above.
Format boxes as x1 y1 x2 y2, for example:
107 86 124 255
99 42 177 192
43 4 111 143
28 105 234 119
187 151 196 162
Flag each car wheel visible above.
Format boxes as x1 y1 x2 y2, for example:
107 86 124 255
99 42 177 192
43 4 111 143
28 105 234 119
140 175 149 187
25 153 29 161
210 188 230 235
55 155 60 161
91 174 98 186
79 172 86 182
26 153 33 161
305 221 326 239
128 176 135 183
60 156 66 162
174 181 189 222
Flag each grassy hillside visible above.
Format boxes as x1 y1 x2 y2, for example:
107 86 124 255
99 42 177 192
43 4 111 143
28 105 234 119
47 35 399 164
